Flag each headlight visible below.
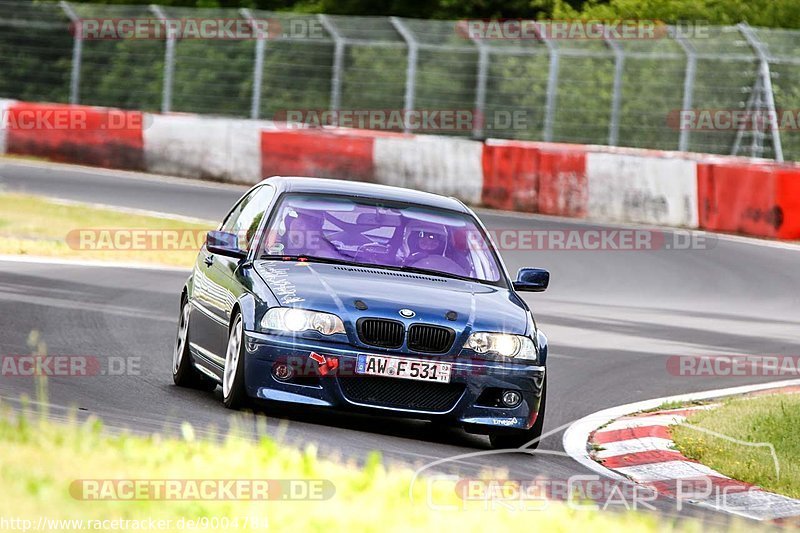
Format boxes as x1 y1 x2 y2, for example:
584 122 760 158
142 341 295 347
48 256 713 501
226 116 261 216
464 332 537 361
261 308 345 335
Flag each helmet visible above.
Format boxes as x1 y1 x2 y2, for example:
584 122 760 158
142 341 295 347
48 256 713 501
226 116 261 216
407 224 447 256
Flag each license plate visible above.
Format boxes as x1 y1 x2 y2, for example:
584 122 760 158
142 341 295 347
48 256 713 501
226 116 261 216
356 354 452 383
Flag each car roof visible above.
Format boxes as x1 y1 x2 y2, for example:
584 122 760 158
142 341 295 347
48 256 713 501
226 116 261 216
259 176 470 213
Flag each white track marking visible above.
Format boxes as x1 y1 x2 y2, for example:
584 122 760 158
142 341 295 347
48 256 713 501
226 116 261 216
614 461 727 482
46 197 217 226
0 156 248 191
600 414 688 431
0 255 190 272
563 379 800 482
594 437 675 459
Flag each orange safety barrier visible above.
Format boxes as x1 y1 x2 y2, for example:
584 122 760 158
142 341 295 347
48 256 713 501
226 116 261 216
697 161 800 239
260 129 376 182
5 102 145 170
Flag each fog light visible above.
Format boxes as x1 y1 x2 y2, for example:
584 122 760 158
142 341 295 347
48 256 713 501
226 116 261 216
272 363 294 381
501 390 522 408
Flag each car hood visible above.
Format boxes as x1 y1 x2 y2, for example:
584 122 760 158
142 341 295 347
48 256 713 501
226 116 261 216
254 260 529 335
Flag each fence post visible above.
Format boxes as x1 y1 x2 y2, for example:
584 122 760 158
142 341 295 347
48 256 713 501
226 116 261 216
59 1 82 104
318 14 344 114
737 23 784 162
150 5 175 113
603 28 624 146
537 28 559 142
671 27 696 152
467 35 488 139
389 17 418 134
241 8 265 120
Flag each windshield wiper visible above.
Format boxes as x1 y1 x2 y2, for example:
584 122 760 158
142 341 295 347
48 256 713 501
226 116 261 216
393 265 477 283
260 255 484 284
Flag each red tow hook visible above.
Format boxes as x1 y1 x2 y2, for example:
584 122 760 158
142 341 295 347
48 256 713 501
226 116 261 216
309 352 339 376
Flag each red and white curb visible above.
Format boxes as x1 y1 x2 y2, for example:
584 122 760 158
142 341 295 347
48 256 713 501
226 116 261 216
563 379 800 522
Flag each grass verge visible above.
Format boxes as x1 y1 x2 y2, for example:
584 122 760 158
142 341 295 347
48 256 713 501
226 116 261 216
0 403 698 533
672 393 800 499
0 193 211 267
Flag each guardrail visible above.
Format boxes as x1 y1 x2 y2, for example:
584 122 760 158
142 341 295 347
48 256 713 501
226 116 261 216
2 98 798 241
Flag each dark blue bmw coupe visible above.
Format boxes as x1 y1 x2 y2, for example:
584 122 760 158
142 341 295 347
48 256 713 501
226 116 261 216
173 177 550 448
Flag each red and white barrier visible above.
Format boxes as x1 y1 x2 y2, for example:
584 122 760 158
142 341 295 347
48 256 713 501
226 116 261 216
2 100 800 241
586 152 699 227
260 128 377 183
144 114 269 184
0 99 15 155
373 135 483 204
697 160 800 239
3 101 145 170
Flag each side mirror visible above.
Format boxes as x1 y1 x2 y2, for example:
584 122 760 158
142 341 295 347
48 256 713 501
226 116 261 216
206 231 247 260
513 268 549 292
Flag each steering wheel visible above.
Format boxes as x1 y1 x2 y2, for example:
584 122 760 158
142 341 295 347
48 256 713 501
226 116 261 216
354 242 390 262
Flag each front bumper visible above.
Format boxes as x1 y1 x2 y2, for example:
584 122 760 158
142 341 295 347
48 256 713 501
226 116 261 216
243 331 546 432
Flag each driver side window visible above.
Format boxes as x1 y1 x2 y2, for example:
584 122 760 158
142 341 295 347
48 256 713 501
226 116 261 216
220 185 275 251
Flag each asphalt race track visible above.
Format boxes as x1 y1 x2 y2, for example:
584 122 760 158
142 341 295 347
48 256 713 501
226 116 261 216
2 159 799 523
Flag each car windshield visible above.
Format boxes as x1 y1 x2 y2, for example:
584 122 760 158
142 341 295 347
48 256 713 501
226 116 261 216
260 193 502 283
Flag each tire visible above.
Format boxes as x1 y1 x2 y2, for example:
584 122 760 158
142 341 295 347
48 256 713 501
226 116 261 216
173 297 217 391
489 377 547 450
222 313 248 409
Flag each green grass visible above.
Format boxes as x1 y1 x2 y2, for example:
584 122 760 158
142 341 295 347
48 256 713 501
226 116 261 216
0 193 212 267
0 400 711 533
672 393 800 499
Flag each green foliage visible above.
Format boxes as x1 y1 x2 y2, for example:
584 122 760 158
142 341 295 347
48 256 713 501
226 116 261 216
553 0 800 30
65 0 800 27
0 407 682 532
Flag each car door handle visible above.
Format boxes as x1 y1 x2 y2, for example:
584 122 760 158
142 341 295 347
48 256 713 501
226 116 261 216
204 255 214 267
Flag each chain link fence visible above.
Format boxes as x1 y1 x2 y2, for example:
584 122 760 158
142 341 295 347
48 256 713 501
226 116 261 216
2 0 800 160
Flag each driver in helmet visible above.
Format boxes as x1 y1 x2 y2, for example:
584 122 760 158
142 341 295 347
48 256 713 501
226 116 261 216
403 222 448 266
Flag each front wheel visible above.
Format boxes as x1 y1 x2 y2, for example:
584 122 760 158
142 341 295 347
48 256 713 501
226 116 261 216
222 314 248 409
173 297 217 391
489 377 547 450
